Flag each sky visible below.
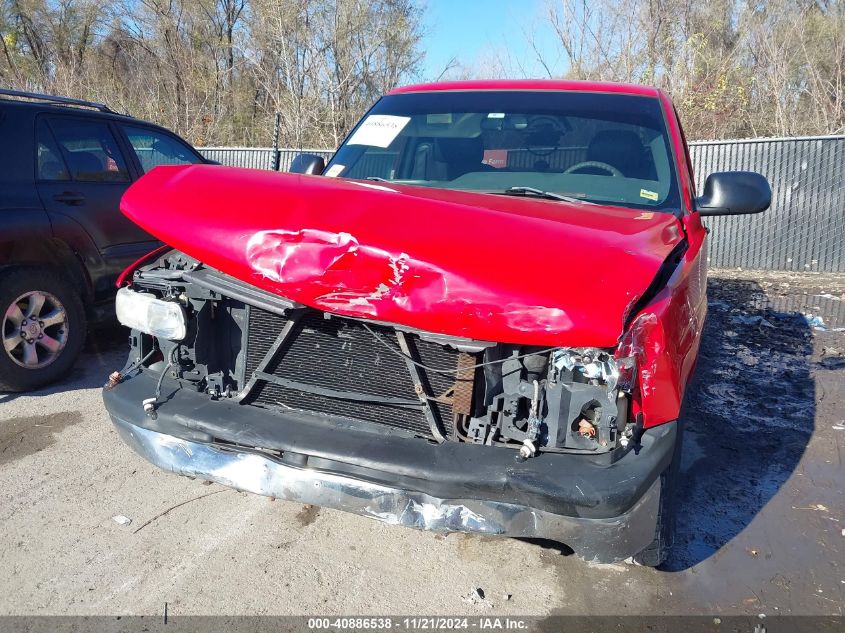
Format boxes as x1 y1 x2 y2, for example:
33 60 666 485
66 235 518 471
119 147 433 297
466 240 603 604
419 0 567 81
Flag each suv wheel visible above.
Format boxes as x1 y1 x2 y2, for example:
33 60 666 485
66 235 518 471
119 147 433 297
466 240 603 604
0 268 86 392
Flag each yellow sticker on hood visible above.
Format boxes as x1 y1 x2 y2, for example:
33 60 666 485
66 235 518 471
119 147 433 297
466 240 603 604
639 189 659 201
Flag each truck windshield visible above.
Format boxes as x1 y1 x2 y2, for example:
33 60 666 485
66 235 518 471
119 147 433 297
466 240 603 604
326 90 681 211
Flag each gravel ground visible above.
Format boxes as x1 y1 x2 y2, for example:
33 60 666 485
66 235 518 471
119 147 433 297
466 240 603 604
0 271 843 617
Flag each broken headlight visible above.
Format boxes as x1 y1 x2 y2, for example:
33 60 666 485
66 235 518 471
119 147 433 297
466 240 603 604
550 348 636 393
116 287 187 340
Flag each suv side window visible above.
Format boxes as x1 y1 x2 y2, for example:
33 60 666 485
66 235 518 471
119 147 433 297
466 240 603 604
47 118 131 183
122 125 202 172
36 119 70 181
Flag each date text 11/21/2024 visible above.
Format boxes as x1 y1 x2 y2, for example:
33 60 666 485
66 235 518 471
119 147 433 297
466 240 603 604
307 617 529 630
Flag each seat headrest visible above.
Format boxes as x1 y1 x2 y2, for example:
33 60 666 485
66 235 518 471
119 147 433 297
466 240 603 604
588 131 644 162
67 151 103 178
434 137 484 164
587 130 654 179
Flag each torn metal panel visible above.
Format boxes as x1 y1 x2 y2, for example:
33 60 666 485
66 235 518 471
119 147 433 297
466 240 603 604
120 165 684 347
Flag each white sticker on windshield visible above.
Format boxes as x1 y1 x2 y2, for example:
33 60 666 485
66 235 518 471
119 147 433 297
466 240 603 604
324 164 345 178
487 112 505 118
347 115 410 148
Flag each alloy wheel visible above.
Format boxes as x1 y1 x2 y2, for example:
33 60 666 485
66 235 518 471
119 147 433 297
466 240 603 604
2 290 69 369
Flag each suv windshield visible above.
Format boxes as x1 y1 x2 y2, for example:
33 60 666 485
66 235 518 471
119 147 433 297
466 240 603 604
326 90 680 211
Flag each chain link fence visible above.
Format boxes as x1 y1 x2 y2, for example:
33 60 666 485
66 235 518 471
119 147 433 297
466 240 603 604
199 135 845 273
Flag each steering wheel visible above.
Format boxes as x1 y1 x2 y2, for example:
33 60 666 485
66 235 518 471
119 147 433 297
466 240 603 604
524 116 566 157
564 161 623 177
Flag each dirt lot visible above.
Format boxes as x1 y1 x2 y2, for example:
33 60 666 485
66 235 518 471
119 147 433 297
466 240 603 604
1 271 843 616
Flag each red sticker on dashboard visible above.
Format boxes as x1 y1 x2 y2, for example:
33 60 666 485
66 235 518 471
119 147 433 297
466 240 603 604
482 149 508 169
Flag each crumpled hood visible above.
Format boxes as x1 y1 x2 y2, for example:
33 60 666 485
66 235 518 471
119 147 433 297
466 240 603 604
121 165 684 347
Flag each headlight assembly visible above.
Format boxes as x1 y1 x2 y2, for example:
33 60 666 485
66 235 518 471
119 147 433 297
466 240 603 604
115 287 187 340
551 348 636 392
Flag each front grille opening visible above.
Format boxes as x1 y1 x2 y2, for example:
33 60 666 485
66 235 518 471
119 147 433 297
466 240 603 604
244 307 468 439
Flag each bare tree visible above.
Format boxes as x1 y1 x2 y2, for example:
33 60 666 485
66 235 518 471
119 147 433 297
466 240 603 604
1 0 841 144
0 0 423 146
530 0 844 139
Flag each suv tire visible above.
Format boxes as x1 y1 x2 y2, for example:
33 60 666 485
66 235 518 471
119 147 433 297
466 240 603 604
0 268 86 392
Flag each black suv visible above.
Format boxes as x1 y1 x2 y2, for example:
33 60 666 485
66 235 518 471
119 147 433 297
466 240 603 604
0 89 210 391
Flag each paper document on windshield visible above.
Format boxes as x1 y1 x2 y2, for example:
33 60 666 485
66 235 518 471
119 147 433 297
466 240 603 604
347 115 410 148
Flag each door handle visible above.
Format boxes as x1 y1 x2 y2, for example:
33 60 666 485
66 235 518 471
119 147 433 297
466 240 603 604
53 192 85 205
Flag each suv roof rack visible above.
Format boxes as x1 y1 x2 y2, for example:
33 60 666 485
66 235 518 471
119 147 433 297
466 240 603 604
0 88 118 113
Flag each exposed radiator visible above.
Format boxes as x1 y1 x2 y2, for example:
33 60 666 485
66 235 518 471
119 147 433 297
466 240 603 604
244 307 469 439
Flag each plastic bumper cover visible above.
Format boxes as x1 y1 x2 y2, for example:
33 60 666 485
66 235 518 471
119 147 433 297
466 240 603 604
103 372 675 562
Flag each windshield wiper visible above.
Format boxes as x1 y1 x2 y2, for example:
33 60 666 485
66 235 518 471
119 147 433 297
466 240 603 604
501 186 596 205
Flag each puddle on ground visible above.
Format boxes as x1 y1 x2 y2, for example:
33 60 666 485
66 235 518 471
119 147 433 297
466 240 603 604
668 277 817 571
0 411 83 466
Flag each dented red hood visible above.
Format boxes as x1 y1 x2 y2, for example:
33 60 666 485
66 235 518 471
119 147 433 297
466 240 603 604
121 165 684 346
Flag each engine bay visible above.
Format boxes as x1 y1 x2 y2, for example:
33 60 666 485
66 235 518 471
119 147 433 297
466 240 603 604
118 251 639 456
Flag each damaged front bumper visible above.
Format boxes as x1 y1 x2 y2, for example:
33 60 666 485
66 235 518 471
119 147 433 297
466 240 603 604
103 370 675 563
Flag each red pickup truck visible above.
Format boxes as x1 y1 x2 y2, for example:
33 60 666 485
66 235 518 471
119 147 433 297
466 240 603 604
103 80 770 566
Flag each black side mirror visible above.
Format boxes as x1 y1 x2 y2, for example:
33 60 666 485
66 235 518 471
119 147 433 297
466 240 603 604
696 171 771 216
289 153 326 175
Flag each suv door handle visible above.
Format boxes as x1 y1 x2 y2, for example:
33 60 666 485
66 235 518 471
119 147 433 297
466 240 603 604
53 192 85 205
